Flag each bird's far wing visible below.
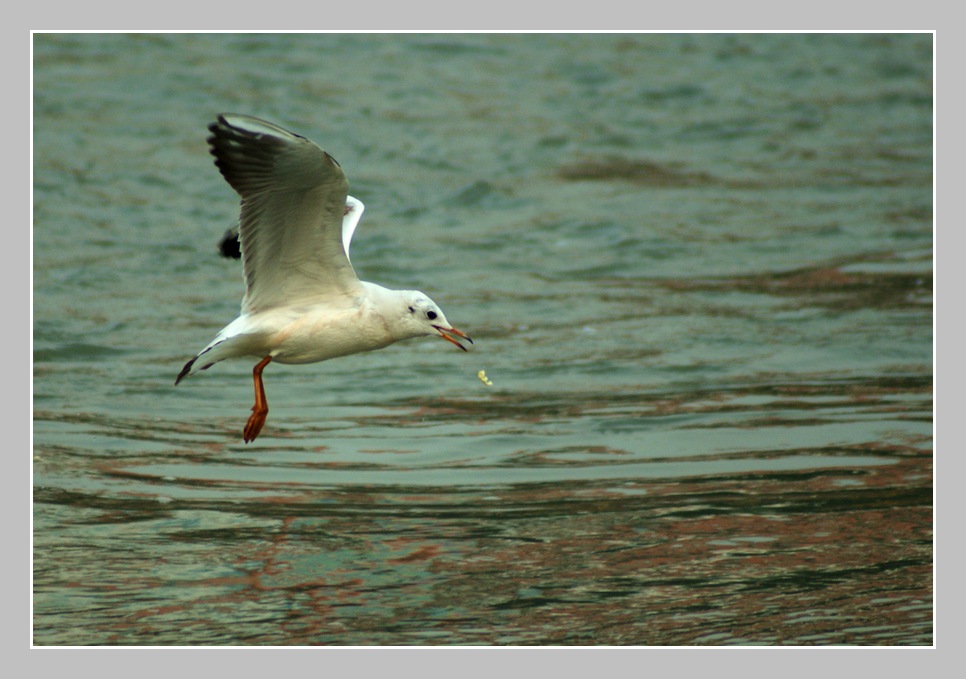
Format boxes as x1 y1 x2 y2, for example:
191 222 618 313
342 196 365 263
207 114 363 313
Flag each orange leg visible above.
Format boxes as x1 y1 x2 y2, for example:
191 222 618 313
243 355 273 443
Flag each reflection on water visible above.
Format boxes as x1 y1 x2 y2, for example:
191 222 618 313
33 451 931 645
33 373 932 645
33 33 932 646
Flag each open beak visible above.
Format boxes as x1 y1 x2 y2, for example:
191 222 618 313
433 325 473 352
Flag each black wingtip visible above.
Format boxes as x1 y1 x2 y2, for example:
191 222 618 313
218 224 242 259
175 357 196 385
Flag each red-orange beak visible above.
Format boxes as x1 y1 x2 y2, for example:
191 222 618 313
433 325 473 352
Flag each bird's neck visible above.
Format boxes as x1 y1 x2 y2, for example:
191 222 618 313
360 282 423 341
360 281 402 306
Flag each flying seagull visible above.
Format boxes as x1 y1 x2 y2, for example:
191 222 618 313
176 114 471 442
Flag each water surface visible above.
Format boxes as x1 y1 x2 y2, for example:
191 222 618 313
33 33 933 645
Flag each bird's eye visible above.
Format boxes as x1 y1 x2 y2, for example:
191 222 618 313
408 306 415 313
427 310 438 320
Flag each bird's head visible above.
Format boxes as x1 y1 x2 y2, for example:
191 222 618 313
397 291 472 351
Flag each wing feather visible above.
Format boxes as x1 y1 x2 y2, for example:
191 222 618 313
207 114 363 313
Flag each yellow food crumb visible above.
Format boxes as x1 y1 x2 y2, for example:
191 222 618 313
477 370 493 386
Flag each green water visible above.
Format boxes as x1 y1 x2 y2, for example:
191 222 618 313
32 33 932 645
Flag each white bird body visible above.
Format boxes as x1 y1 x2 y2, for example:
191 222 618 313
176 114 471 442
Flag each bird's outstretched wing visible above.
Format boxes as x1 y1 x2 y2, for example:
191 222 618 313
208 114 364 312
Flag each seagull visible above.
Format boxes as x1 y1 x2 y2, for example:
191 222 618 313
176 114 472 443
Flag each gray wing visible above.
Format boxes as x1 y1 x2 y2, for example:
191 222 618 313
207 114 362 313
